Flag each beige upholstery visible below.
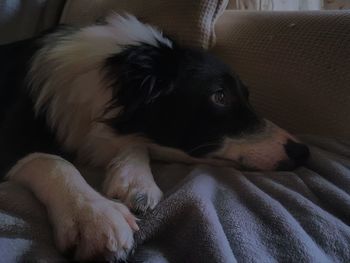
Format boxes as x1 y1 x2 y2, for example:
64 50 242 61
0 0 65 44
3 2 348 138
60 0 228 49
212 11 350 139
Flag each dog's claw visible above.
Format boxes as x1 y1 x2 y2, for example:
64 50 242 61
131 193 148 212
103 169 163 213
128 187 162 213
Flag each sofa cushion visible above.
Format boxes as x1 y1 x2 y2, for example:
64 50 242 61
212 10 350 139
0 0 66 44
60 0 228 49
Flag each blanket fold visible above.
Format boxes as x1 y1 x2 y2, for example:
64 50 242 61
0 136 349 262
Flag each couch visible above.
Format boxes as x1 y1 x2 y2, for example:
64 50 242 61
0 1 349 262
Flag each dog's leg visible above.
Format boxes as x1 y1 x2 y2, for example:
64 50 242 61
6 153 139 261
102 146 163 213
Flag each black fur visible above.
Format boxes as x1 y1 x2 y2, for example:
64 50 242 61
0 26 263 179
0 35 66 177
104 42 263 156
0 21 310 179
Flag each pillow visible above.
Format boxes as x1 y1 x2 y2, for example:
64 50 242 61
60 0 228 49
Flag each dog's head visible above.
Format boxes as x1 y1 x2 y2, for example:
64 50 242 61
103 18 309 171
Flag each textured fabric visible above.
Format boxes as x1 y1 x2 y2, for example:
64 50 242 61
60 0 228 49
0 0 66 44
227 0 259 10
212 11 350 139
1 137 350 262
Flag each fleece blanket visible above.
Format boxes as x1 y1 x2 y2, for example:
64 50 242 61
0 136 350 262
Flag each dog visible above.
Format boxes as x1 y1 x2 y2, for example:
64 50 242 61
0 14 310 261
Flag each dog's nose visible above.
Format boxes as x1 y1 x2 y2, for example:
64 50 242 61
284 139 310 166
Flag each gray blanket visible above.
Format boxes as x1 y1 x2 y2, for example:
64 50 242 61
1 136 350 262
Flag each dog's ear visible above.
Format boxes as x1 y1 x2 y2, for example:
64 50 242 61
105 42 178 115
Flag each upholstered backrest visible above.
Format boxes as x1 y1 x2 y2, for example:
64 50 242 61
60 0 228 49
212 11 350 138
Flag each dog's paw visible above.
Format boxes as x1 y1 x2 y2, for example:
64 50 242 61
103 167 163 213
50 196 139 261
124 180 163 213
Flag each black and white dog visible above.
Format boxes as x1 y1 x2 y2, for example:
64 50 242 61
0 14 309 261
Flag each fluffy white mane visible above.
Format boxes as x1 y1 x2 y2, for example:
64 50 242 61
28 14 171 163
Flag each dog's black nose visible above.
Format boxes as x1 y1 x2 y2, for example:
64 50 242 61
284 139 310 166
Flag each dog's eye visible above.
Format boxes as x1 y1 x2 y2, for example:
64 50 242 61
211 90 230 107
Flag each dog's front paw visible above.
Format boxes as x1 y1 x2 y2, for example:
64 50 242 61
103 167 163 213
124 180 163 213
50 196 139 261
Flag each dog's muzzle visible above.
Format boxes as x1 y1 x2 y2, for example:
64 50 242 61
214 120 310 171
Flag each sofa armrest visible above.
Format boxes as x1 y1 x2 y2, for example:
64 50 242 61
0 0 66 44
212 10 350 139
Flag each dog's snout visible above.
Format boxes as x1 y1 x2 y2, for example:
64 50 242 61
284 139 310 166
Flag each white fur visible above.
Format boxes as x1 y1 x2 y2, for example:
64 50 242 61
6 153 67 179
213 120 296 170
103 146 163 212
8 14 299 261
28 14 172 160
7 153 138 261
14 16 175 260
